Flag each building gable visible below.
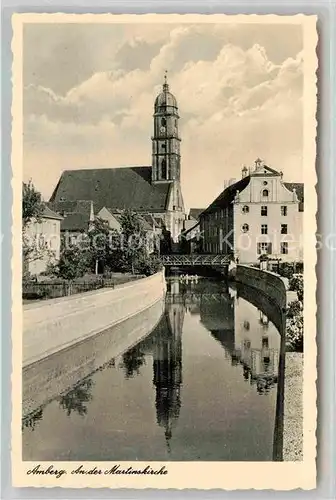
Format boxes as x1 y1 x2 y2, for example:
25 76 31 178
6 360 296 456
239 175 301 204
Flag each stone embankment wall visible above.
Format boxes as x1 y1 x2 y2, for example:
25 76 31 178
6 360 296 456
23 271 166 368
235 264 299 462
235 264 296 315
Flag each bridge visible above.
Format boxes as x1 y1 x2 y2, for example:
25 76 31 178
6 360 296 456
160 254 231 266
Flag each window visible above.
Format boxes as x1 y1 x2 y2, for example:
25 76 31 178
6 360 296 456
281 242 289 254
161 143 166 151
281 205 287 216
242 205 249 214
261 224 268 234
257 242 272 255
263 181 268 186
243 321 250 331
281 224 288 234
161 117 166 127
262 189 269 197
261 206 267 216
241 223 249 233
161 159 167 179
262 336 269 348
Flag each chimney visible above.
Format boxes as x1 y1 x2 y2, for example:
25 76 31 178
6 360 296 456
228 178 237 186
242 165 248 178
223 180 228 190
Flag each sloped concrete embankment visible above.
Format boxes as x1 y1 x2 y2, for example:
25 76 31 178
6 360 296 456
22 271 166 417
22 297 165 418
235 265 302 461
23 271 166 368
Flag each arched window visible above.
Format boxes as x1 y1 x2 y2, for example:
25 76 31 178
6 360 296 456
242 205 249 214
161 159 167 179
241 223 249 233
262 189 269 197
161 117 166 127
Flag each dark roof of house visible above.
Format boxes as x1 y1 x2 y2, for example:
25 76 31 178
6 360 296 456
49 167 172 213
41 206 63 220
284 182 304 201
47 200 93 232
60 213 90 232
284 182 304 211
181 220 200 236
189 208 205 220
201 176 251 216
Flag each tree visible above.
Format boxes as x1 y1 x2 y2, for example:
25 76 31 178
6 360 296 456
87 217 111 274
22 180 45 226
160 224 173 255
56 246 89 281
119 210 147 274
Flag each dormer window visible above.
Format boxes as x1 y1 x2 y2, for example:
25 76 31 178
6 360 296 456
262 189 269 197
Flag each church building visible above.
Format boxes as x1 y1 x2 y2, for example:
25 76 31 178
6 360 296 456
49 75 186 242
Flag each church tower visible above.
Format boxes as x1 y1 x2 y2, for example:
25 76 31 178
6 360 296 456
152 73 181 183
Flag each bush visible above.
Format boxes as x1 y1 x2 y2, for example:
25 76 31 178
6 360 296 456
135 254 163 276
289 273 304 301
278 262 295 280
286 299 303 352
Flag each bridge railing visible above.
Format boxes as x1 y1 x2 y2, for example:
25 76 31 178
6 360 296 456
161 254 231 266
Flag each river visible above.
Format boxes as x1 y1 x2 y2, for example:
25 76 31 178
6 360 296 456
22 276 283 461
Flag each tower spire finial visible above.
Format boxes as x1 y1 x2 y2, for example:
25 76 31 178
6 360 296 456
163 70 169 91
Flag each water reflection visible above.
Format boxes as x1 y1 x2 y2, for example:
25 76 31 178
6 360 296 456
59 379 94 417
22 277 283 461
121 346 146 379
152 303 183 453
22 407 43 432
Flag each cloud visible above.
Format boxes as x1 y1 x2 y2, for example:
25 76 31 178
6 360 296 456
23 24 303 208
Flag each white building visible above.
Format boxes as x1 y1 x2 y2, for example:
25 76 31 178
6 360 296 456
200 159 303 264
24 206 63 276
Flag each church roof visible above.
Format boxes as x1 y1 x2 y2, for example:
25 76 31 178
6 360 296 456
155 90 178 109
154 77 178 109
49 167 172 213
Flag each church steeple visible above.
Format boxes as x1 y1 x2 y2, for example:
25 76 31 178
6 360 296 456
152 74 181 183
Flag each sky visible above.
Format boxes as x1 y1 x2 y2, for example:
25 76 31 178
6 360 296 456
23 21 303 210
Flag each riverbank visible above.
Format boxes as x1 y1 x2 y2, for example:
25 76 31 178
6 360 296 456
283 353 303 461
23 270 166 367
